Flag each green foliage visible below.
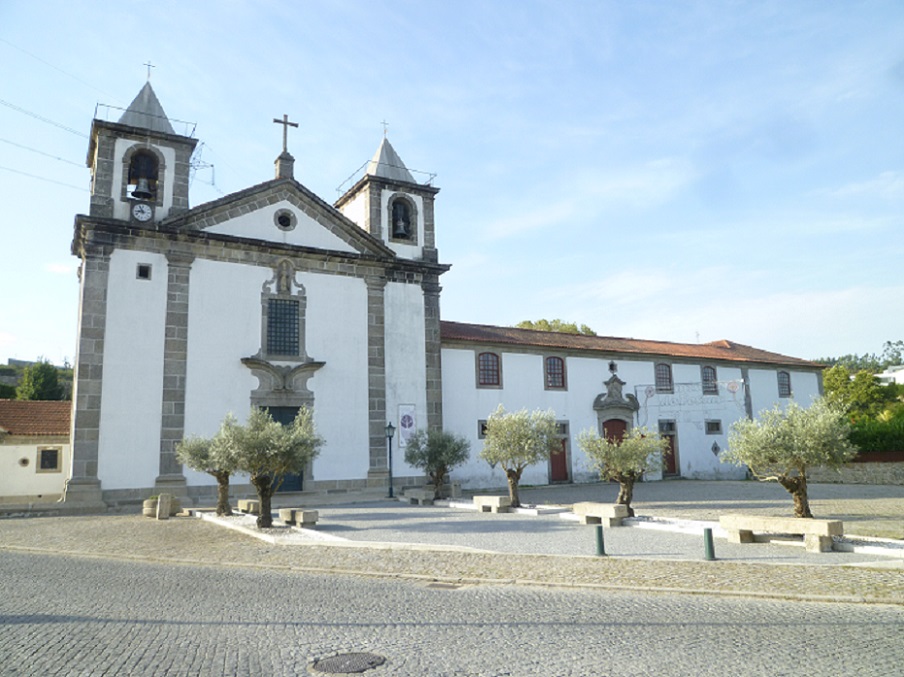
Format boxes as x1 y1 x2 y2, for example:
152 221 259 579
0 384 16 399
813 340 904 371
849 416 904 453
479 405 560 507
404 429 471 498
724 399 856 477
177 415 243 516
515 319 596 336
578 426 667 480
822 365 885 419
16 359 65 401
723 399 856 516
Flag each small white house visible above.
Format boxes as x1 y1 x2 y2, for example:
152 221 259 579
0 399 71 504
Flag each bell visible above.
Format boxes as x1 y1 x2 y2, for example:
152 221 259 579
132 177 153 199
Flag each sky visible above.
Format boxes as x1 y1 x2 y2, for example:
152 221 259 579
1 0 902 367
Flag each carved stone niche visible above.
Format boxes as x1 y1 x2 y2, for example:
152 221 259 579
241 357 324 409
593 374 640 431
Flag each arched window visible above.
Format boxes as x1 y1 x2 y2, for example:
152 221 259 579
777 371 792 398
545 356 565 389
655 363 673 393
128 150 159 200
477 352 501 387
701 365 718 395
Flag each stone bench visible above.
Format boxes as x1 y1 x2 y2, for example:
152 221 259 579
473 495 511 513
571 502 629 527
237 499 260 515
278 508 319 528
403 488 435 506
719 514 843 553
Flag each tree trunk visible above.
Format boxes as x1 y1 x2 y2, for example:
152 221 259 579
506 468 523 508
214 471 233 516
252 475 274 528
778 474 813 518
615 475 635 517
431 465 447 500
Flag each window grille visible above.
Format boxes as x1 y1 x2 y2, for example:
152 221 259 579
267 298 299 355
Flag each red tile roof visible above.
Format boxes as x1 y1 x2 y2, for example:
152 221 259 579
440 321 821 369
0 399 71 436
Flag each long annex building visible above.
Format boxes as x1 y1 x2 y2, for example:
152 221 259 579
61 83 822 507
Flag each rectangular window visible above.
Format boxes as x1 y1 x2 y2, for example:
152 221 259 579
136 263 152 280
705 420 722 435
545 356 566 389
477 420 488 439
37 447 61 473
267 298 300 355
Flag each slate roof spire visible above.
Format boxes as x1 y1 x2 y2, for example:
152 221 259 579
366 137 415 184
118 81 176 135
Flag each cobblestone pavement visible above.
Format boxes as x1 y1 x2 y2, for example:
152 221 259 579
2 550 903 677
1 503 903 605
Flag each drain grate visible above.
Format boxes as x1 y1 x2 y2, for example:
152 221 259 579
312 652 386 674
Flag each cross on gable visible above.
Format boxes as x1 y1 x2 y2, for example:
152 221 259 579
273 114 299 154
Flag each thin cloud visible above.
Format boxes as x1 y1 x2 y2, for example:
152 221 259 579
44 262 76 275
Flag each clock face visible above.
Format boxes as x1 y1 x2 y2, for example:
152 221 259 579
132 202 153 222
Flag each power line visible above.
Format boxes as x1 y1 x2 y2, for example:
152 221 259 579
0 98 88 139
0 138 84 168
0 165 87 192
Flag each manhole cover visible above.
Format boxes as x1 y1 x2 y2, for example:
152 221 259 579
312 652 386 674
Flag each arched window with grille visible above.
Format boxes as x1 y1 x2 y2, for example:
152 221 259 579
655 363 673 393
477 352 501 387
701 365 718 395
777 371 792 398
545 356 566 390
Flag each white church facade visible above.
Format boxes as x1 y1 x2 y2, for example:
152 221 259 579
61 83 823 507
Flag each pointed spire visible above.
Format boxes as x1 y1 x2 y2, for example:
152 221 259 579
118 82 176 135
366 137 415 184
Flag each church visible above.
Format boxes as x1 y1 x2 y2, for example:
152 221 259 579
61 83 823 508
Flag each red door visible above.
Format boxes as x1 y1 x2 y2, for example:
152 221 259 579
550 438 569 482
602 419 627 442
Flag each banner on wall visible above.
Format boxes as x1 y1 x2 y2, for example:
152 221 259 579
398 404 416 448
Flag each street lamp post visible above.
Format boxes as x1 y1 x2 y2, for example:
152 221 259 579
385 421 396 498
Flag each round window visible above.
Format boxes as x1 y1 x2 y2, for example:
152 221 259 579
274 209 297 231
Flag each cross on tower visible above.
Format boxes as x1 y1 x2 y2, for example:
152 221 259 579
380 119 389 138
273 114 299 154
143 61 155 80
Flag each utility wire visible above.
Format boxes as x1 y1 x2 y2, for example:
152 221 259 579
0 165 87 192
0 138 85 168
0 98 89 139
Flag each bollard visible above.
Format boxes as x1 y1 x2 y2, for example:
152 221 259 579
703 527 716 561
595 524 606 556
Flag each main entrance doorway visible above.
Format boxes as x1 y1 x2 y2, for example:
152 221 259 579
659 420 679 476
266 406 303 492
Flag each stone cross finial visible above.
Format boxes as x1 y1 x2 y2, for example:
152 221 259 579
273 114 299 154
143 61 155 80
381 119 389 138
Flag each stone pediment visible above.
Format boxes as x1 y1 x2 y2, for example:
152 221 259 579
593 374 640 414
161 178 394 258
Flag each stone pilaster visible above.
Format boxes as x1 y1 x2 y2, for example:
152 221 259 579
155 251 194 497
63 246 110 506
366 182 383 241
422 276 443 431
365 277 389 480
88 129 116 219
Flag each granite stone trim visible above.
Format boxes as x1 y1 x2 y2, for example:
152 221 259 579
156 251 195 488
63 246 110 503
120 144 167 209
366 277 388 472
422 277 443 431
386 192 419 245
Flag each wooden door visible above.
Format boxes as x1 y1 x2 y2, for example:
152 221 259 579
549 438 569 482
602 419 627 442
659 420 678 476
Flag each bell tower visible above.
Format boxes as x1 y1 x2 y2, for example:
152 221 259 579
86 82 197 224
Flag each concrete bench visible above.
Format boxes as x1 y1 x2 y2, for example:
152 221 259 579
237 499 260 515
571 502 629 527
720 514 843 553
403 488 435 506
473 495 512 513
278 508 319 528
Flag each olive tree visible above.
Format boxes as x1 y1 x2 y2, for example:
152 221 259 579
226 407 324 528
577 426 668 516
722 398 857 518
479 405 560 507
176 416 241 516
404 429 471 499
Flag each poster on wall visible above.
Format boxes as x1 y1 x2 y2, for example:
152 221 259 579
398 404 416 448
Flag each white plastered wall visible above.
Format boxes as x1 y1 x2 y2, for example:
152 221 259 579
384 282 428 478
205 200 357 252
0 442 70 501
97 249 168 489
336 191 367 231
